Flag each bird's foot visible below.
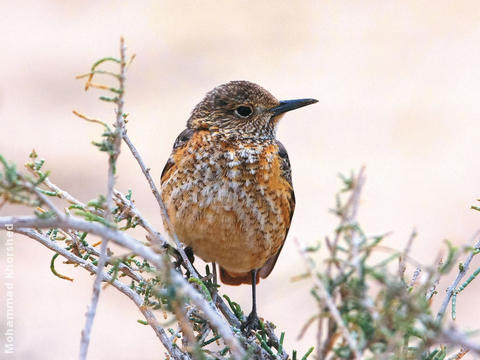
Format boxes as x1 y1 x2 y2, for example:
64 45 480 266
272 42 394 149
165 245 195 276
184 246 195 263
241 311 260 335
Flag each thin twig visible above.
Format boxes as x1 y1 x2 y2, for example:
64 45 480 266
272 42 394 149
398 228 417 280
67 230 143 283
25 161 88 209
440 328 480 355
0 215 163 264
346 166 365 223
113 189 166 248
436 230 480 321
121 130 246 337
409 267 422 288
79 37 127 360
328 167 366 279
317 169 367 358
173 303 197 353
170 270 245 359
26 182 65 219
295 237 362 360
316 310 324 360
348 167 365 278
447 346 470 360
215 295 242 328
121 131 197 278
263 322 289 360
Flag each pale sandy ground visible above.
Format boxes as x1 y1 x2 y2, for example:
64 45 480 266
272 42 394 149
1 1 480 359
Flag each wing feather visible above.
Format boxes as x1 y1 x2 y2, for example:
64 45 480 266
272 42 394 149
161 128 195 183
258 140 295 279
221 140 295 284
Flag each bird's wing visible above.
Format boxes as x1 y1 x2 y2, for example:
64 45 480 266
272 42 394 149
257 140 295 280
161 128 195 184
220 140 296 285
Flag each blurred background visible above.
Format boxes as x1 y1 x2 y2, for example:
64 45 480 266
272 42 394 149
1 1 480 359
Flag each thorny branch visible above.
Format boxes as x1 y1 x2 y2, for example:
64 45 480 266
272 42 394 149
297 236 362 360
436 229 480 322
79 37 127 360
121 130 197 278
113 189 166 248
0 214 245 358
296 166 366 360
15 228 188 359
296 169 480 359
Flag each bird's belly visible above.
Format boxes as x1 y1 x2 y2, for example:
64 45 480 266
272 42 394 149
165 181 288 273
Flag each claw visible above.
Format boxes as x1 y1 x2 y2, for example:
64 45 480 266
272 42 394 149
241 311 260 335
164 244 196 276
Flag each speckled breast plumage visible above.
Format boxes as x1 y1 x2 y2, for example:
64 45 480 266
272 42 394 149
160 130 294 275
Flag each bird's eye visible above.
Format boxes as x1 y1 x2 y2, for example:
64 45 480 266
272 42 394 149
234 105 253 118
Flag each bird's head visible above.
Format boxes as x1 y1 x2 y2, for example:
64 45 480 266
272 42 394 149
187 81 317 139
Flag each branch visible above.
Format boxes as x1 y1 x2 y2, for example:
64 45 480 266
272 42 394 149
0 214 245 358
79 37 128 360
170 270 245 359
113 189 166 248
121 130 198 278
440 328 480 355
15 228 188 359
436 230 480 321
25 165 87 209
27 181 66 220
0 215 164 272
295 238 362 360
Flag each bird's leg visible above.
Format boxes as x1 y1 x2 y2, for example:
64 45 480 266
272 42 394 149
211 262 218 302
182 246 197 278
162 243 181 267
212 262 217 285
241 269 260 334
164 244 196 276
184 246 195 264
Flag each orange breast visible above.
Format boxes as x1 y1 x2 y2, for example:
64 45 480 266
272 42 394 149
160 131 294 273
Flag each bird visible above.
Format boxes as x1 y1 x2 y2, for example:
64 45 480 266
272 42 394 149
160 80 317 332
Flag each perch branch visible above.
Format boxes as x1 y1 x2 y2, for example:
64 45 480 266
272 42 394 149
15 228 188 360
0 214 244 358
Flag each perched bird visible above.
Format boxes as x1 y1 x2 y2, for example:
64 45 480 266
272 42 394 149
160 81 317 331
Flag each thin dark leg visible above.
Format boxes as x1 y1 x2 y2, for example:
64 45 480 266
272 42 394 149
211 262 218 302
184 246 195 264
250 269 257 316
212 262 217 285
241 269 260 334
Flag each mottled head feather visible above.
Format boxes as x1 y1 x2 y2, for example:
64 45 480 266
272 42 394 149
187 81 281 139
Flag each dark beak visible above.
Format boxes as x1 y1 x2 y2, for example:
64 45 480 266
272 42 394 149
269 98 318 117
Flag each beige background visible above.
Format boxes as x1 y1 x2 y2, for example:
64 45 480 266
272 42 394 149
1 1 480 359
